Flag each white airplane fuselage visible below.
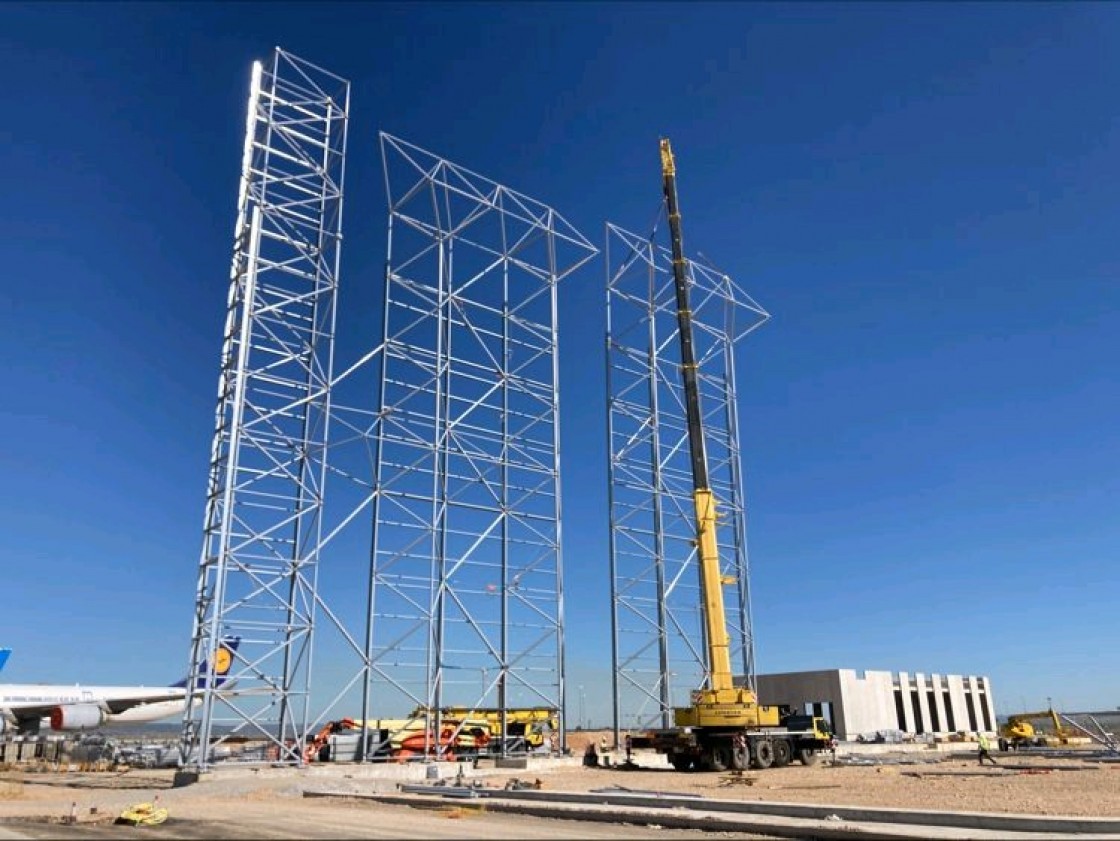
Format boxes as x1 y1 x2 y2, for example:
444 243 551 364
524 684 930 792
0 684 190 731
0 638 238 733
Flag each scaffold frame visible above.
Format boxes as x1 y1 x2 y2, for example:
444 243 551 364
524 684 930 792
180 48 349 769
340 133 598 758
605 220 769 734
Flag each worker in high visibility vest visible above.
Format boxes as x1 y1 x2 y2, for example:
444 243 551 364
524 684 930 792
977 732 998 766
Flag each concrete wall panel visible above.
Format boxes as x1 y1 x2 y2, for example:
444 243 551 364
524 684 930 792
750 668 996 740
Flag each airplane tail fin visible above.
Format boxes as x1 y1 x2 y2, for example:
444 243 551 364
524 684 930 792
172 637 241 689
0 648 9 674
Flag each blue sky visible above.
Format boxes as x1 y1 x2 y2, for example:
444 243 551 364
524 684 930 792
1 2 1117 721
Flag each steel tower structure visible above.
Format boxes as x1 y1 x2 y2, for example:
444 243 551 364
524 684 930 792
605 221 769 733
180 49 349 769
349 134 597 757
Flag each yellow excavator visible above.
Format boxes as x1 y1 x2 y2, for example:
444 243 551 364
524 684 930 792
631 140 833 771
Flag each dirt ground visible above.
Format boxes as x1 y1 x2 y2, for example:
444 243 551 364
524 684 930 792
0 731 1117 838
564 730 1120 818
0 771 764 840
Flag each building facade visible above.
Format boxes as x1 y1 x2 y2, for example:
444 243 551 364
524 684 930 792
744 669 997 741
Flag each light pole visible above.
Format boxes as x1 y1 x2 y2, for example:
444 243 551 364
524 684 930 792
578 685 586 730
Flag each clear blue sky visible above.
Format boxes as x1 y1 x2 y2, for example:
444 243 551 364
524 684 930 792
1 2 1117 721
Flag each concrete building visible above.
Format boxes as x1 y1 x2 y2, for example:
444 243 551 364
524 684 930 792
743 670 997 741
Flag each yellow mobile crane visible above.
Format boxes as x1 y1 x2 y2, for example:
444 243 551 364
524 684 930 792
634 140 833 772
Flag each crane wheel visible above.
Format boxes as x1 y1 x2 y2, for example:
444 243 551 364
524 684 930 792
752 739 774 769
797 747 819 766
670 755 693 772
709 744 731 773
731 743 749 771
772 739 792 768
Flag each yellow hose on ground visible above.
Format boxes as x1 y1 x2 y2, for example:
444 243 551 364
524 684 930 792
115 801 169 826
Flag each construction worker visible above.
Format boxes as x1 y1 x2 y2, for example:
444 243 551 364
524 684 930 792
977 732 998 766
583 741 598 767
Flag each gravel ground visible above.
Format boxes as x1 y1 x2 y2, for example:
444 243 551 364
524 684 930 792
547 750 1120 817
0 772 774 839
0 738 1116 839
562 729 1120 817
563 726 1120 819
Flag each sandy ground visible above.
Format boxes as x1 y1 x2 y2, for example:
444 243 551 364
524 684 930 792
564 729 1120 817
0 796 751 840
0 772 769 840
0 732 1117 838
555 749 1120 818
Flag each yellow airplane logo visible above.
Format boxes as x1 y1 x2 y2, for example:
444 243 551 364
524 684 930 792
213 646 233 675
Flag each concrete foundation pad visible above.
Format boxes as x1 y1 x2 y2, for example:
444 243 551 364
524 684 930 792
185 754 581 786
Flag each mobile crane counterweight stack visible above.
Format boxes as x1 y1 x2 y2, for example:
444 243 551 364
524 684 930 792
632 140 833 772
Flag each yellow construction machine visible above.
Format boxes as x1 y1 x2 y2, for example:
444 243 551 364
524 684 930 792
998 707 1076 750
306 714 494 762
630 141 833 772
431 706 559 751
307 705 560 763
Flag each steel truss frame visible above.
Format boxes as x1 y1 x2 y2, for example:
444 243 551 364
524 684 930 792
605 221 769 733
180 49 349 770
335 133 598 759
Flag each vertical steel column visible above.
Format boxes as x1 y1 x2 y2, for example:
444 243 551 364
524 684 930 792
722 346 757 688
605 223 769 732
180 49 349 770
362 134 596 757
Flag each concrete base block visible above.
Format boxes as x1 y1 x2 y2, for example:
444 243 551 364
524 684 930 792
172 770 200 788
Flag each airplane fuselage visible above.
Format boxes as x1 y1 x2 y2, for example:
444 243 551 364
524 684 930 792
0 684 189 731
0 637 238 734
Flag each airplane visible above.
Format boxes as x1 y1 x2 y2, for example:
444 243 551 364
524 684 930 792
0 650 10 674
0 637 240 735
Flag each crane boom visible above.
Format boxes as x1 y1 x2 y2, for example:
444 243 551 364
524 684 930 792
631 141 833 771
661 140 710 494
660 138 733 693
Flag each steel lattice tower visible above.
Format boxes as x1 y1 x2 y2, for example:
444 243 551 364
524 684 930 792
180 49 349 770
341 134 597 757
605 222 769 734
